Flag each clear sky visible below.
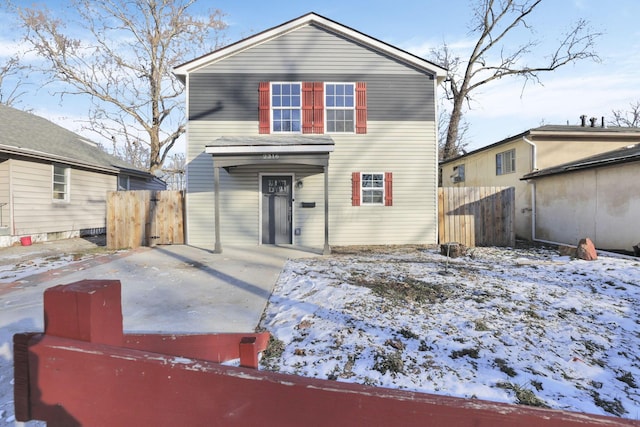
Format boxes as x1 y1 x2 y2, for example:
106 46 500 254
2 0 639 152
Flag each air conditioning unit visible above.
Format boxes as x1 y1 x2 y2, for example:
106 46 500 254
452 176 463 183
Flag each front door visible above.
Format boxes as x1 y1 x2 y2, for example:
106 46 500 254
262 176 292 244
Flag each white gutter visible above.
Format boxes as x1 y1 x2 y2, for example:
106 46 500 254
522 136 538 242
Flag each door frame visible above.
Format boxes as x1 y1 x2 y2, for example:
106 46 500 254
259 173 295 245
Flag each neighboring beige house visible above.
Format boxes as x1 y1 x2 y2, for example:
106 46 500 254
521 144 640 252
439 124 640 240
0 104 165 247
174 13 446 253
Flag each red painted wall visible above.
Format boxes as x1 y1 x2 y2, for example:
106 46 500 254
13 279 640 427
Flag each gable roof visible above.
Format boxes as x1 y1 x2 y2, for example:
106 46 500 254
521 143 640 180
174 12 447 83
440 125 640 165
0 104 152 177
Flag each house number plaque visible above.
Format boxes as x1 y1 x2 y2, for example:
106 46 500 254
266 179 289 193
262 154 280 160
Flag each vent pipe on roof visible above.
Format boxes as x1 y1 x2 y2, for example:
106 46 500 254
589 117 597 127
580 115 587 127
601 116 606 128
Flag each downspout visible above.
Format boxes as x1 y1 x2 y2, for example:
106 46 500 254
522 136 568 247
522 136 537 241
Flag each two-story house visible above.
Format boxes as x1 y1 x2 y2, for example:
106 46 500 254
439 123 640 241
174 13 446 253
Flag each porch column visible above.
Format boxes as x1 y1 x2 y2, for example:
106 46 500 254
213 165 222 253
323 164 331 255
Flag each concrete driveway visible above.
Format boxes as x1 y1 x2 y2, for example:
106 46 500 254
1 241 320 334
0 240 320 426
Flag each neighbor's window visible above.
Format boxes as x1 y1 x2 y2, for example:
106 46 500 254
361 173 384 204
53 164 69 201
452 164 465 182
271 82 301 132
496 149 516 175
118 175 130 191
325 83 355 133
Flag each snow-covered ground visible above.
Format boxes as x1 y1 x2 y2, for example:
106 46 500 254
1 243 638 424
259 245 640 419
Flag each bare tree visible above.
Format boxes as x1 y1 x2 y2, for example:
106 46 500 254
434 0 601 160
437 99 469 161
0 54 30 108
162 152 186 190
609 101 640 127
15 0 227 173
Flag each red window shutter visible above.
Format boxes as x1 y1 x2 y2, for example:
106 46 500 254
313 82 324 133
356 82 367 134
259 82 270 134
302 82 314 134
352 172 361 206
384 172 393 206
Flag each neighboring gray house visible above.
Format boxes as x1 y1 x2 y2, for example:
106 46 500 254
521 143 640 252
0 104 165 247
174 12 446 253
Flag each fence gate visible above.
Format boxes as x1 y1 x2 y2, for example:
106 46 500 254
107 190 184 250
438 186 515 247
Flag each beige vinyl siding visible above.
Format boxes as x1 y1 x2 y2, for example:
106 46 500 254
186 125 216 247
0 160 9 228
186 120 437 247
197 25 427 76
327 120 437 245
11 159 115 235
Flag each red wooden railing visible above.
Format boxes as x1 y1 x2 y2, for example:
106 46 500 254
13 280 640 426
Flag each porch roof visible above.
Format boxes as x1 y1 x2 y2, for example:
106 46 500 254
205 135 335 155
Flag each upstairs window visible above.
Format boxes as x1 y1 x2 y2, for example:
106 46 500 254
271 82 301 132
496 149 515 175
325 83 355 133
259 81 366 134
53 164 69 201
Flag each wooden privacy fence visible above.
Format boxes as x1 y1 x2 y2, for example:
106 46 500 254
107 190 184 250
438 186 515 247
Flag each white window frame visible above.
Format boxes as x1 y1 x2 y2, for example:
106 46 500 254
496 149 516 175
361 172 385 205
271 82 302 133
52 164 70 202
325 82 356 134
